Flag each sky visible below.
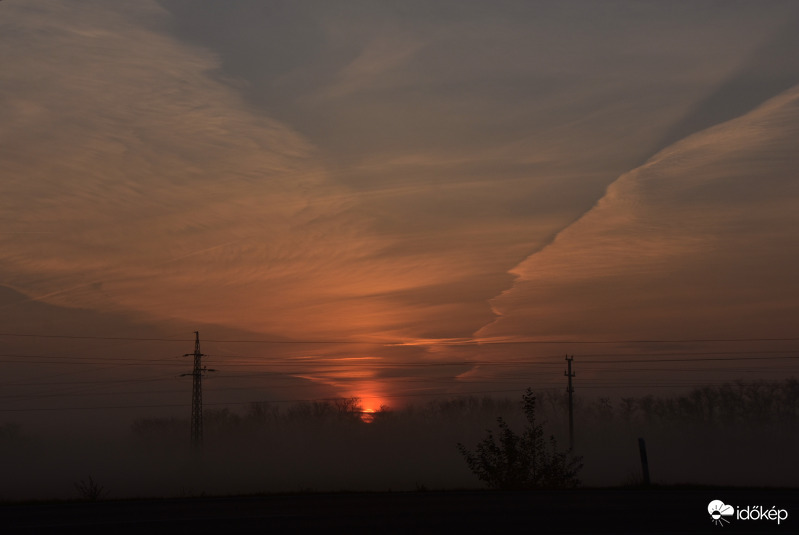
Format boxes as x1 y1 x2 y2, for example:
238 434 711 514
1 0 799 422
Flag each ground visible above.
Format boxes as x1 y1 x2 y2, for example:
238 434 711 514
2 488 796 534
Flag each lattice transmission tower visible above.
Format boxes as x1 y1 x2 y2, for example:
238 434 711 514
182 331 212 448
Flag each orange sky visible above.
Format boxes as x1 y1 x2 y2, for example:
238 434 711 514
1 1 799 418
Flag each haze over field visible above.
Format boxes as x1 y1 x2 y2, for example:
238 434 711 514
1 1 798 497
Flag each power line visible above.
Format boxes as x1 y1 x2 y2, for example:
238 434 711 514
0 333 369 344
175 355 799 367
0 353 183 362
0 333 193 342
0 376 177 388
4 378 791 413
578 356 799 364
575 350 799 358
467 338 799 345
0 355 796 371
202 350 752 361
5 371 791 399
2 336 796 415
1 332 798 345
0 388 529 412
0 354 795 389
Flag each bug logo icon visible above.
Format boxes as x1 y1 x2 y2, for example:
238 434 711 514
708 500 735 526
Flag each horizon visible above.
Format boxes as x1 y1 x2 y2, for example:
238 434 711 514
1 0 798 500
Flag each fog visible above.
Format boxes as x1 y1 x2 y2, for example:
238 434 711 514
2 380 797 501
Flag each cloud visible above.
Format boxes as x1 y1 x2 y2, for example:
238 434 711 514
2 0 797 356
478 84 799 342
311 31 426 102
0 1 524 342
0 2 359 332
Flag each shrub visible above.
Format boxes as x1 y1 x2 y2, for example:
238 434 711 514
457 388 583 489
74 475 108 501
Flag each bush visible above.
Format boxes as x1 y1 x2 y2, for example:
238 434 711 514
74 475 108 501
457 388 583 489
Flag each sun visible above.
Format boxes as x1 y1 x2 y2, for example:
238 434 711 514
357 395 388 423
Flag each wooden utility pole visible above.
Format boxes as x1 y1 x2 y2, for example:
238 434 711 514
565 355 575 450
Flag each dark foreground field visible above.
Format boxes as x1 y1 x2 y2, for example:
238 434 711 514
2 488 796 534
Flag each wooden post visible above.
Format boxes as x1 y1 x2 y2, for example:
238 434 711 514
638 437 651 486
565 355 575 450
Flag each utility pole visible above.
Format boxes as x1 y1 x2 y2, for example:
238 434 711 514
182 331 211 449
565 355 575 450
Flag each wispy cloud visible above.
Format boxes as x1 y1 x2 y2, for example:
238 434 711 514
311 31 426 102
2 0 797 364
478 84 799 342
0 1 513 342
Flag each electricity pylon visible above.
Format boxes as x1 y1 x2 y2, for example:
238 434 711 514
182 331 212 448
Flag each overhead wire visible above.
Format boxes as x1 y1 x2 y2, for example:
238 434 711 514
0 379 773 413
1 333 796 412
1 331 798 345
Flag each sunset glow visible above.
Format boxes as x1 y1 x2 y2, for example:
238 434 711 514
4 2 799 510
0 0 797 432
